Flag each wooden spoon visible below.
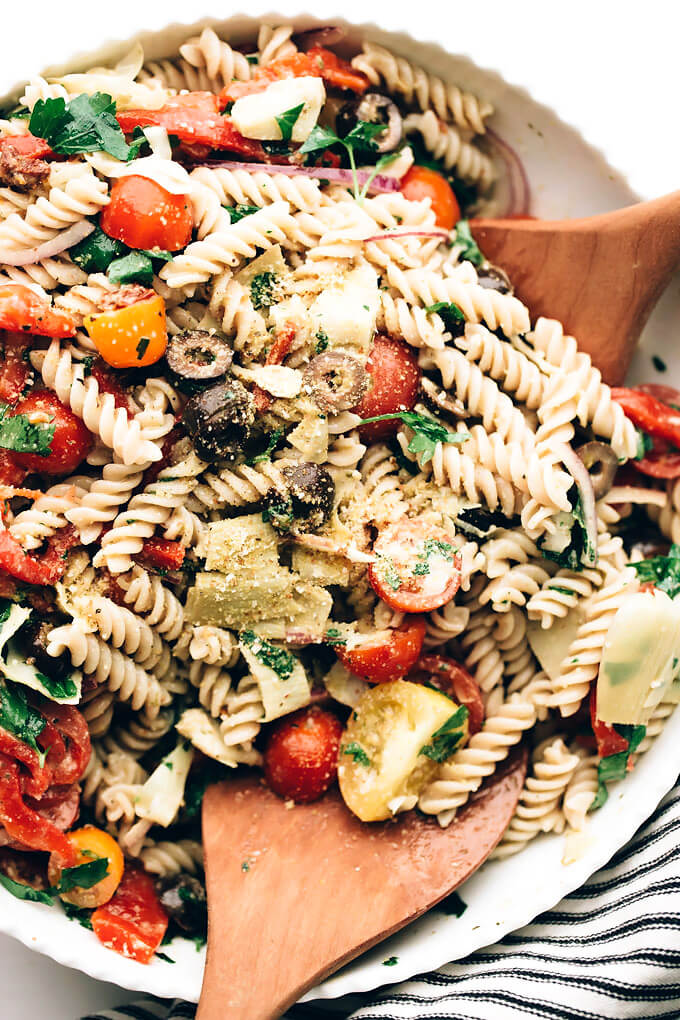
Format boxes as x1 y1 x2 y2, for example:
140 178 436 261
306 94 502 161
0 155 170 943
197 747 527 1020
471 190 680 384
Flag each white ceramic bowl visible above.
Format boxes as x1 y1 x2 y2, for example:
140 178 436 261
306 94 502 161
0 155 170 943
1 6 679 1006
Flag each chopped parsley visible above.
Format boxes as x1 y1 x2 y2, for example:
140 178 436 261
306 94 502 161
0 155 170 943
342 742 371 767
412 538 455 577
275 103 305 142
382 956 399 966
451 220 484 266
314 329 329 354
57 858 109 893
29 92 139 160
546 584 576 597
652 355 667 372
0 402 54 457
136 337 150 361
324 627 347 647
250 271 279 310
245 428 284 466
380 555 403 592
61 901 94 930
262 493 294 531
591 724 646 811
419 705 469 762
424 301 466 334
0 675 47 761
241 630 295 680
631 544 680 599
225 204 261 224
356 410 468 465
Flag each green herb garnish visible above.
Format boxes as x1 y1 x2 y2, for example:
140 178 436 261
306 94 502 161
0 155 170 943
57 858 109 894
245 428 284 466
314 329 329 354
634 428 654 461
241 630 295 680
299 120 387 202
324 627 347 647
0 403 54 457
0 872 53 904
225 204 261 224
250 271 279 310
136 337 150 361
29 92 138 160
342 742 371 767
652 355 667 373
156 952 176 964
71 225 127 274
451 220 484 266
275 103 304 142
424 301 466 333
439 890 468 916
107 251 154 286
382 956 399 966
419 705 469 762
632 544 680 599
0 676 46 760
591 724 646 812
356 410 468 466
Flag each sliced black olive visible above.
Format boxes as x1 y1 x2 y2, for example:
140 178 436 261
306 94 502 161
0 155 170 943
477 264 513 294
576 441 618 499
302 352 369 413
455 505 518 537
182 380 255 462
165 329 233 395
19 618 71 681
263 463 335 534
156 874 207 935
336 93 403 153
420 378 466 424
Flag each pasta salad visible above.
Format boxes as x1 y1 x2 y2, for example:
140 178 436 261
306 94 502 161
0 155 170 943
0 22 677 963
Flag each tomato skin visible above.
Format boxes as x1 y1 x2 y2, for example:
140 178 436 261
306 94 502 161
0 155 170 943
49 826 124 908
352 335 421 442
0 332 31 403
0 284 75 338
85 294 167 369
0 523 79 585
400 166 460 230
611 387 680 448
92 867 168 964
263 706 343 803
336 617 426 683
136 537 185 571
368 518 462 613
100 175 192 252
11 390 93 475
409 655 485 735
590 687 629 758
636 383 680 405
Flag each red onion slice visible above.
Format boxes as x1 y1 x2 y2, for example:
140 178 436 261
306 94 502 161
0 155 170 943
485 127 531 217
363 228 449 243
561 445 598 567
294 26 347 50
0 220 95 267
195 159 400 194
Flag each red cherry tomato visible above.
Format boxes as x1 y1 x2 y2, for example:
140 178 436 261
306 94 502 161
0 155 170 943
0 332 31 403
352 335 421 442
92 867 168 964
636 383 680 406
590 686 629 759
0 284 75 338
0 523 79 585
335 617 426 683
100 175 192 253
368 518 461 613
400 166 460 230
409 655 485 735
633 439 680 479
611 387 680 447
11 390 93 475
263 706 343 803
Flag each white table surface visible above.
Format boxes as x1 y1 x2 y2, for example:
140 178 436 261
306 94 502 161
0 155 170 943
2 1 680 1017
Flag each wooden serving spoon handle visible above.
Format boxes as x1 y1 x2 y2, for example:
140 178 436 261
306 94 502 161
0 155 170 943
471 190 680 384
198 747 527 1020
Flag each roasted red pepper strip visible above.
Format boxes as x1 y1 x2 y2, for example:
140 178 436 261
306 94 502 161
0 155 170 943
589 686 629 758
220 47 369 105
0 134 55 160
92 867 168 964
136 537 185 572
265 323 297 365
0 284 76 338
0 753 77 861
44 704 91 787
0 524 79 586
612 387 680 448
116 93 266 158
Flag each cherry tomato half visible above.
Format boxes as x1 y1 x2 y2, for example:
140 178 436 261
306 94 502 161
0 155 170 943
263 706 343 803
92 867 168 964
368 518 461 613
100 175 192 253
352 334 421 442
400 165 460 230
0 284 75 338
11 390 93 475
611 387 680 448
0 332 31 403
336 617 426 683
409 655 485 735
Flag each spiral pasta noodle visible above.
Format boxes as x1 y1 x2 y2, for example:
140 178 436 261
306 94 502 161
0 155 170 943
403 111 495 189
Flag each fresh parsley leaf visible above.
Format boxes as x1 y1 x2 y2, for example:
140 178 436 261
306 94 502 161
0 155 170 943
425 301 466 334
299 124 340 156
0 872 53 904
357 410 468 466
61 901 94 929
541 492 594 572
70 225 127 273
342 742 371 767
0 677 46 759
245 428 284 466
0 403 54 457
299 121 389 202
156 951 176 964
250 271 279 310
634 428 654 461
33 668 77 702
224 204 260 224
57 858 109 893
382 956 399 966
275 103 305 143
29 92 134 160
314 329 329 354
343 120 385 153
451 220 484 266
439 890 468 917
241 630 295 680
419 706 469 762
107 251 154 287
632 544 680 599
356 149 400 201
591 724 646 812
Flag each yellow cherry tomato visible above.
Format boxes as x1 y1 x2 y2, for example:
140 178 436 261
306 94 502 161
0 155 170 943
48 825 125 908
84 294 167 368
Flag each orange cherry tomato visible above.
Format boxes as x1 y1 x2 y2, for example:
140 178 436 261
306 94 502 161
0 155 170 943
409 655 485 735
0 284 75 338
84 294 167 369
335 617 426 683
48 825 124 909
100 175 192 252
263 706 343 803
11 390 93 475
400 165 460 230
92 867 168 964
368 518 462 613
352 334 421 442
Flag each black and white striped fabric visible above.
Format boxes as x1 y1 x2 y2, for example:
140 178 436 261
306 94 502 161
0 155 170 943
83 778 680 1020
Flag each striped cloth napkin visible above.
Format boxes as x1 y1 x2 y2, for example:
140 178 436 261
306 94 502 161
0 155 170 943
84 778 680 1020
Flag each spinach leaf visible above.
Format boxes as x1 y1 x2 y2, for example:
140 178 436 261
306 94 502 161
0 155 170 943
107 251 154 287
70 225 126 274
